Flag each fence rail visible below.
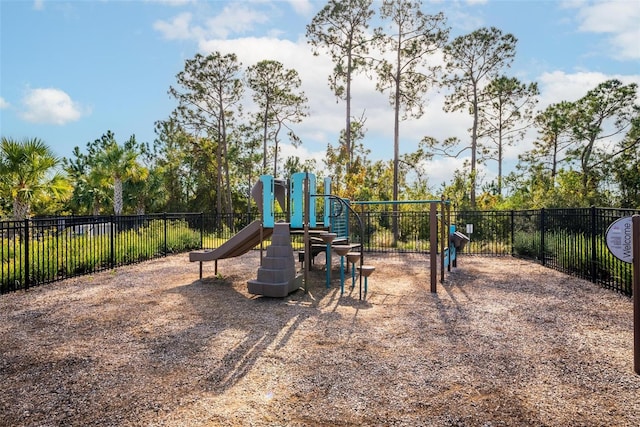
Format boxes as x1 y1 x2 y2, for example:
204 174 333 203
2 207 638 296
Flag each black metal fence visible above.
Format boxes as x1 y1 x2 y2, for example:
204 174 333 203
354 202 436 253
453 207 639 296
2 207 638 296
1 213 202 293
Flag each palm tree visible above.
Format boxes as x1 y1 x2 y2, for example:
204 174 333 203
64 146 109 215
0 137 70 220
94 134 148 215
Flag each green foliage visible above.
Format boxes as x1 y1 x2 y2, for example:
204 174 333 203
442 26 517 207
606 113 640 208
367 226 434 252
512 80 639 208
477 75 539 195
0 137 71 219
441 165 473 210
513 231 541 258
168 51 244 216
64 132 148 215
163 220 201 252
307 0 374 172
246 59 309 177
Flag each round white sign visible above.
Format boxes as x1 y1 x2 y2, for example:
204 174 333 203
605 216 634 264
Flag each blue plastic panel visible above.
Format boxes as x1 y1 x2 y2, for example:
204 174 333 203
323 177 331 227
260 175 274 228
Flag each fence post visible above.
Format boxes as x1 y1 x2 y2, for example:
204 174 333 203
540 208 546 266
430 203 437 293
360 203 366 251
590 206 597 283
632 214 639 375
24 218 30 290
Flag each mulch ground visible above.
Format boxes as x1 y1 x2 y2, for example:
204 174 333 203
1 251 639 426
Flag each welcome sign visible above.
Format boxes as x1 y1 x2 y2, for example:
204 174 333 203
606 216 634 264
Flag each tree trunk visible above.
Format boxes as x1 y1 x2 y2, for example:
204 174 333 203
113 177 123 215
12 197 30 221
216 100 224 216
262 97 270 175
392 47 401 246
273 139 279 177
471 84 479 208
551 136 559 180
346 49 353 172
498 124 503 195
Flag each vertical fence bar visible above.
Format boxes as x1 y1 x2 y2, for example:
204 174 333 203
15 223 19 291
200 212 204 249
56 219 61 281
34 220 40 286
590 206 597 284
510 210 515 256
540 208 546 266
110 216 115 268
23 219 30 290
164 213 168 256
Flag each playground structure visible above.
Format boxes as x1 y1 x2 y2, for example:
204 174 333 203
190 172 465 298
189 172 371 298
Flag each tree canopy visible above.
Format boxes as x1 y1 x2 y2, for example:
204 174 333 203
3 6 639 218
0 137 70 220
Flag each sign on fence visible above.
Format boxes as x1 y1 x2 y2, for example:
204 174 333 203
605 216 634 264
606 215 640 375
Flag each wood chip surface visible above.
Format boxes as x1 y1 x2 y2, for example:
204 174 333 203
1 251 638 426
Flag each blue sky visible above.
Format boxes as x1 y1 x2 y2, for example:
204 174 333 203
1 0 639 188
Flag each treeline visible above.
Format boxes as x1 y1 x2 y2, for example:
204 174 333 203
1 0 638 221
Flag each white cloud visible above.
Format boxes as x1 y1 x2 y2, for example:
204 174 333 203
286 0 314 15
153 12 195 40
537 70 610 106
573 0 640 60
154 5 271 41
19 88 88 125
446 2 485 32
0 97 10 109
423 156 469 188
279 141 327 168
147 0 195 5
537 70 640 107
204 5 269 39
33 0 44 11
